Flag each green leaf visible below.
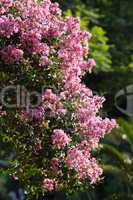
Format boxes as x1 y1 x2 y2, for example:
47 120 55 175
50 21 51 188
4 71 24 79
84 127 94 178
100 144 126 164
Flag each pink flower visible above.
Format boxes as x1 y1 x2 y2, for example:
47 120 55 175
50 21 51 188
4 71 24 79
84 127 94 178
30 107 45 120
42 89 58 103
87 58 96 73
20 111 30 122
21 107 45 121
50 2 61 15
66 147 103 182
80 117 117 141
52 129 70 149
50 158 59 171
42 178 55 191
65 17 80 33
0 15 20 38
20 32 49 56
0 0 13 14
0 45 23 64
39 56 52 66
56 108 67 116
0 107 6 117
64 77 81 95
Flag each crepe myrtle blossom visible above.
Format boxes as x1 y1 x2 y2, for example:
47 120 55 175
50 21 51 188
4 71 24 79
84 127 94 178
0 15 20 38
0 0 13 14
66 147 103 182
0 45 23 64
0 0 117 197
42 89 58 103
52 129 71 149
79 117 117 141
87 58 96 73
50 158 60 172
20 107 45 121
42 178 56 192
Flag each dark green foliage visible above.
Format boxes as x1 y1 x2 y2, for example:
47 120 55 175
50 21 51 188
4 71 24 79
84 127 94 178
98 119 133 199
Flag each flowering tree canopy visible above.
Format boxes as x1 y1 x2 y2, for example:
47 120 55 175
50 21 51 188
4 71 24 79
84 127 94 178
0 0 117 199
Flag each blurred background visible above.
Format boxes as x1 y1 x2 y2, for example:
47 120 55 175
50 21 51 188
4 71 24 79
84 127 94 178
1 0 133 199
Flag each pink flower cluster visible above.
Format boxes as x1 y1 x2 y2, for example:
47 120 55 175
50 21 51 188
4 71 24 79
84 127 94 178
20 32 49 56
21 89 67 121
66 144 103 183
76 92 117 145
0 0 13 14
87 58 96 73
42 89 67 116
0 45 23 64
50 158 59 172
42 178 56 192
0 15 20 38
79 116 116 142
52 129 70 149
58 30 93 95
0 0 61 64
30 107 45 120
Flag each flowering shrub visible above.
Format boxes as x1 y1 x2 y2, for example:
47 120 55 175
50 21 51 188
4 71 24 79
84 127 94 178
0 0 117 199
